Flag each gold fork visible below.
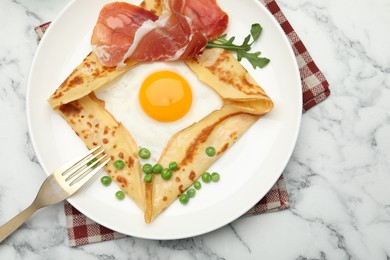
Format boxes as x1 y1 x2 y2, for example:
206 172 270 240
0 146 110 243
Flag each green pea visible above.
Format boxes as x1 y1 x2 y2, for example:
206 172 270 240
138 148 151 159
202 172 211 183
161 168 173 180
87 157 97 167
194 181 201 190
187 188 196 198
211 172 220 182
179 194 189 204
115 190 125 200
144 173 153 183
152 164 163 173
142 163 153 174
205 146 216 157
100 176 112 186
114 159 125 170
169 161 178 171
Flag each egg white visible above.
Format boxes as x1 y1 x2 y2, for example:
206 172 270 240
95 61 223 163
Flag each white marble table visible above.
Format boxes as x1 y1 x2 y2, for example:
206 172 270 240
1 0 389 259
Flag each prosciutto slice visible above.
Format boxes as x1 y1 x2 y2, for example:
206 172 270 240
91 2 158 67
182 0 228 39
91 0 228 66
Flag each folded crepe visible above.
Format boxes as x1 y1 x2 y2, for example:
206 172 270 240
48 0 273 223
56 93 145 210
48 52 137 109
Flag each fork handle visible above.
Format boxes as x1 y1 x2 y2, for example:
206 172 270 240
0 202 39 243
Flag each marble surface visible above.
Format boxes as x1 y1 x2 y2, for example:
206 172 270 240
1 0 389 259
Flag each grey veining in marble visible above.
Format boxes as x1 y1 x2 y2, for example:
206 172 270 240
1 0 390 259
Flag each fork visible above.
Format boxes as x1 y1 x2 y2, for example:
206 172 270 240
0 146 110 243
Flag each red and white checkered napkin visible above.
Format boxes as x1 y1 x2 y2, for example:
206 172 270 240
260 0 330 111
35 0 329 246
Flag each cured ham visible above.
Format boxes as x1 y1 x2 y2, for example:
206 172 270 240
182 0 228 39
91 2 158 67
91 0 228 66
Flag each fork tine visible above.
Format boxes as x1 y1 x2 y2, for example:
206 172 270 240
67 153 108 184
54 146 101 176
64 149 105 181
69 157 111 189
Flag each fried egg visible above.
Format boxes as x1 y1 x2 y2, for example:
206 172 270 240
139 70 192 122
95 61 223 163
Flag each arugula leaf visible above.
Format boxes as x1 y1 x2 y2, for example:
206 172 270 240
237 51 270 69
206 23 270 69
250 23 262 41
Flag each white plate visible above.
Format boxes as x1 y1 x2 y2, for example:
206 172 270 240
27 0 302 239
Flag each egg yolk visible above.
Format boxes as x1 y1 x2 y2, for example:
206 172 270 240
139 71 192 122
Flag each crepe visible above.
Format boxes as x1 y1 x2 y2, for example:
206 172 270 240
48 0 273 222
145 48 273 221
140 0 163 16
48 52 137 109
56 93 145 210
